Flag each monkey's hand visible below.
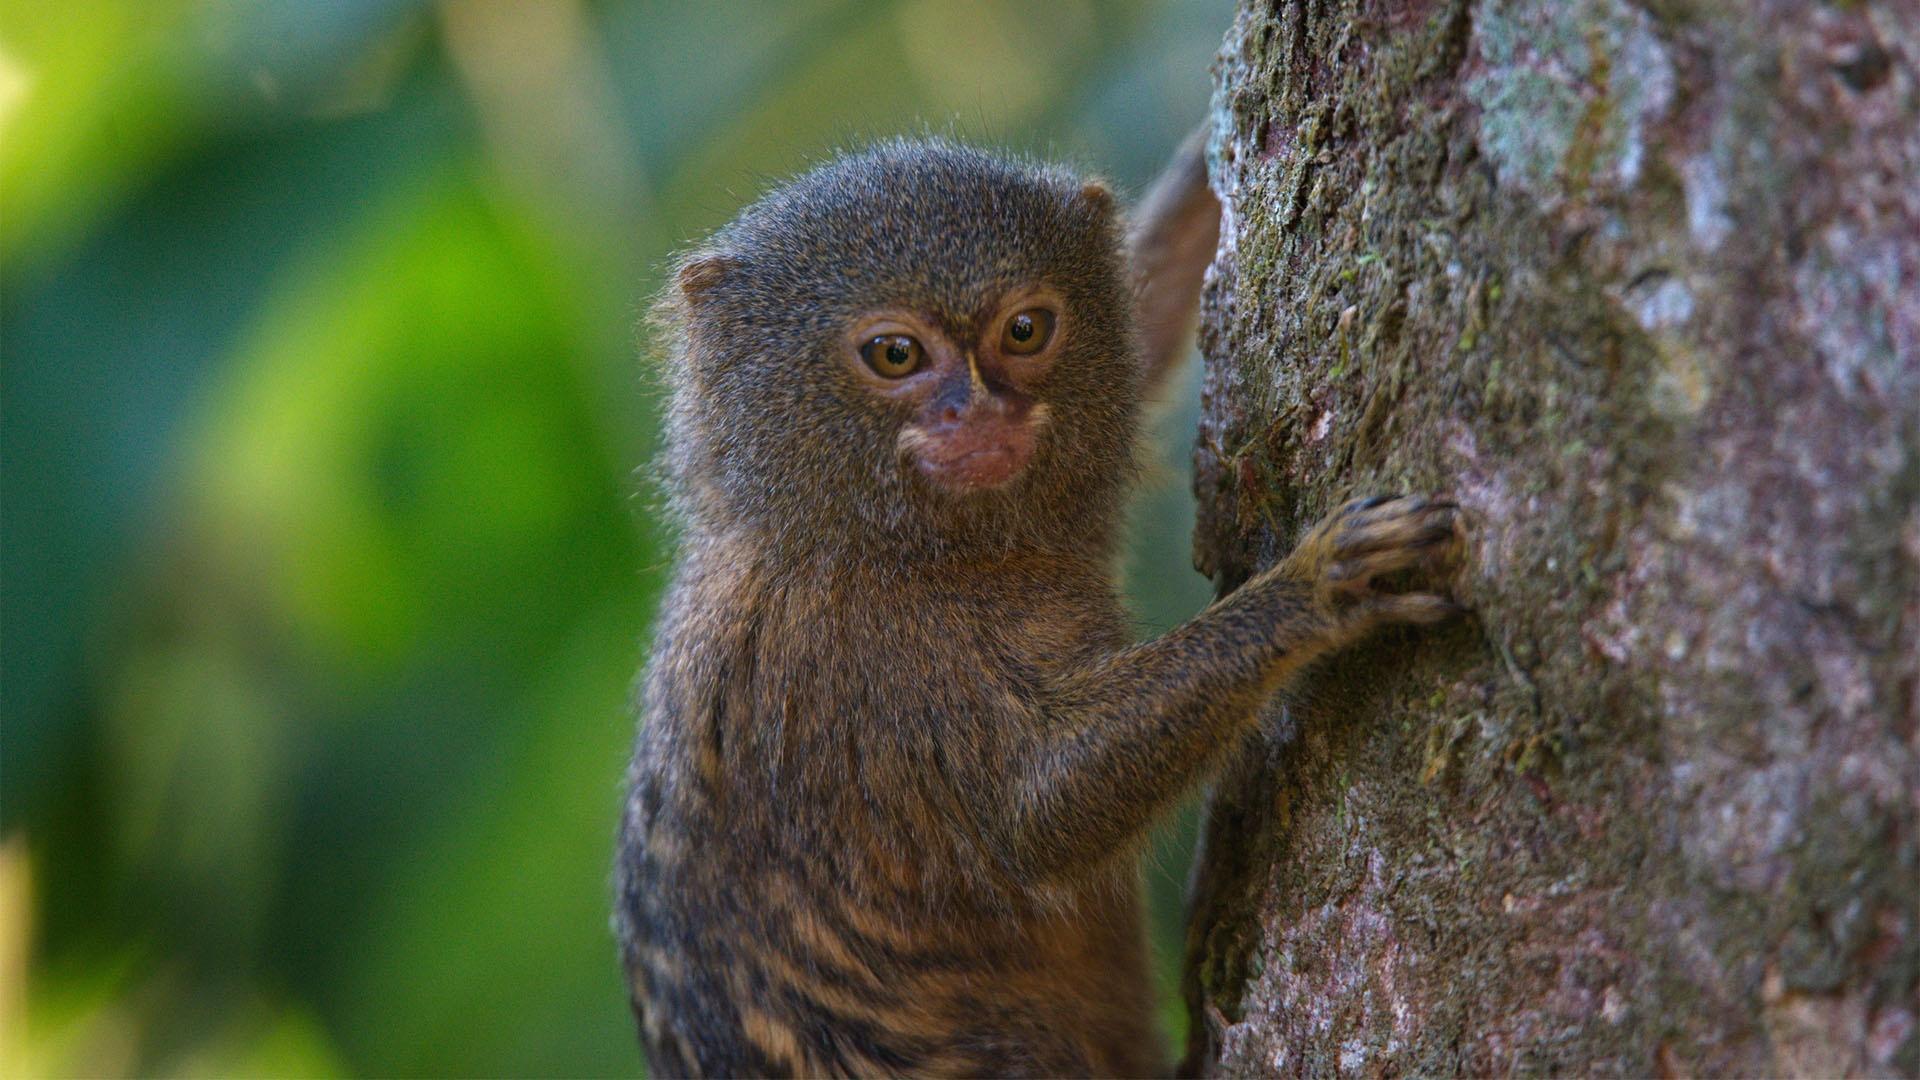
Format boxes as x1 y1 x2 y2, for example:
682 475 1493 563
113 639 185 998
1278 494 1464 630
982 493 1462 880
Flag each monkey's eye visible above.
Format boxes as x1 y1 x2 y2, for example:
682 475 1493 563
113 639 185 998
1001 308 1056 355
860 334 923 378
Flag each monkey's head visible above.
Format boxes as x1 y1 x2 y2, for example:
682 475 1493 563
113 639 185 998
657 139 1141 563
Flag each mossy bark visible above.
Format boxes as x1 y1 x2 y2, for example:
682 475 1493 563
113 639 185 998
1181 1 1919 1074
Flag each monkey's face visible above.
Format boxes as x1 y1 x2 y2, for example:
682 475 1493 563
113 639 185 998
844 287 1064 494
665 140 1140 555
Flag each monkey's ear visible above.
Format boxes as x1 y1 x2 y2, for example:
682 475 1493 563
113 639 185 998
1078 180 1116 215
675 254 734 308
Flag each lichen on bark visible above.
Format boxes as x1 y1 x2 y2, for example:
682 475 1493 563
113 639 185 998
1182 0 1919 1074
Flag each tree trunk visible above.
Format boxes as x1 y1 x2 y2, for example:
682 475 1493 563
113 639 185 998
1181 1 1919 1075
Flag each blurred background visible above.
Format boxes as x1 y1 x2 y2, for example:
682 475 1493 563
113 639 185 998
0 1 1229 1074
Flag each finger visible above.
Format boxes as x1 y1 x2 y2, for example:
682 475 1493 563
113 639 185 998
1362 592 1466 626
1342 493 1460 524
1336 504 1456 557
1328 546 1421 586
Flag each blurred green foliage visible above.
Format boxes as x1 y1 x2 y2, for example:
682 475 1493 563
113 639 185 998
0 1 1227 1074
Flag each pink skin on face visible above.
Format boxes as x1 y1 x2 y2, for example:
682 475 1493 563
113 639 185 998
900 396 1046 492
851 291 1064 495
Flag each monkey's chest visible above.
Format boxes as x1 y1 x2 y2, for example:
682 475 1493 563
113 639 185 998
620 591 1149 1073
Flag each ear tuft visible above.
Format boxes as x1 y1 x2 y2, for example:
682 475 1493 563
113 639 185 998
1078 180 1116 214
676 254 733 306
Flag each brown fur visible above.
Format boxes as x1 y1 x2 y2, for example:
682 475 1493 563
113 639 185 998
614 138 1460 1077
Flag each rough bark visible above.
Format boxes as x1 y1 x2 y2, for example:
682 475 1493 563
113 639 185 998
1181 1 1919 1075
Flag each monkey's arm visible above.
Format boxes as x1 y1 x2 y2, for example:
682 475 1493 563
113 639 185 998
1128 127 1220 401
984 496 1458 880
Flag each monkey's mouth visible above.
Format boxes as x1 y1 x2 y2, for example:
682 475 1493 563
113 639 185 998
921 445 1026 490
903 415 1038 493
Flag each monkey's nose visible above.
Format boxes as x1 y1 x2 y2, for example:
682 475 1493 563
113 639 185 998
929 370 975 425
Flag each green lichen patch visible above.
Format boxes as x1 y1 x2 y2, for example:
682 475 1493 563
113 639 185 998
1465 0 1675 202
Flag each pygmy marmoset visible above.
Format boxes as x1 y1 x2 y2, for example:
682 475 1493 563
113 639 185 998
614 134 1462 1076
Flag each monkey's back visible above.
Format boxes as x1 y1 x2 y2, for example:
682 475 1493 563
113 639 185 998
615 542 1163 1077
